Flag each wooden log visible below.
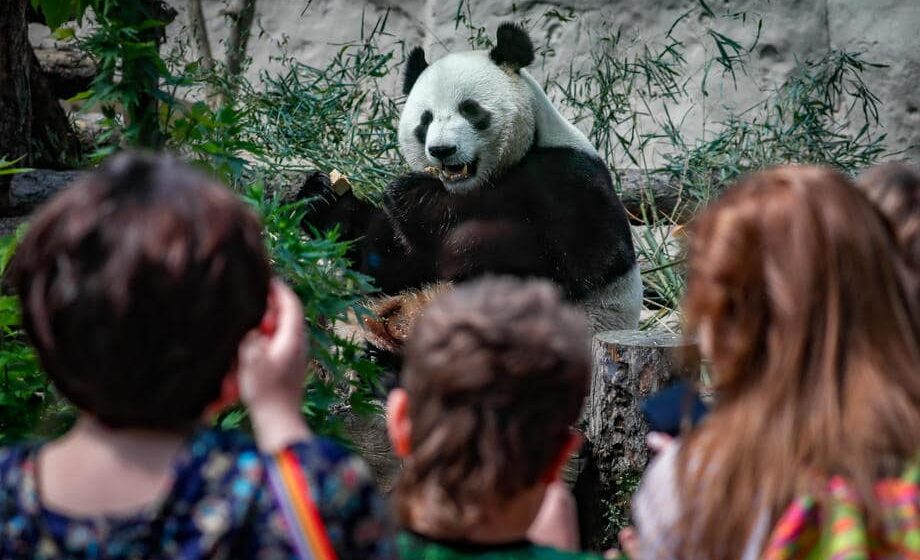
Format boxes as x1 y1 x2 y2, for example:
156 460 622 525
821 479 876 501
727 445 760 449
574 330 699 551
10 168 82 209
342 406 401 492
34 43 97 100
616 169 700 225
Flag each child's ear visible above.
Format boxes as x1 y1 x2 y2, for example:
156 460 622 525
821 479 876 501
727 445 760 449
387 388 412 457
542 432 582 484
203 372 241 421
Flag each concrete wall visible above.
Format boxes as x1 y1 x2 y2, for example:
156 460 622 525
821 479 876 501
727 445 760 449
162 1 919 162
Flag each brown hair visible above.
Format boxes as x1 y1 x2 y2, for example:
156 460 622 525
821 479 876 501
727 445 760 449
395 276 590 537
4 152 270 431
677 166 920 559
856 162 920 308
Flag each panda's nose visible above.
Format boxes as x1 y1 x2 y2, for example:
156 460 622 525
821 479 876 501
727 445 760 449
428 145 457 160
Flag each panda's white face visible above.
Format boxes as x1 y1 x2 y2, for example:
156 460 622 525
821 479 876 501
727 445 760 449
398 51 536 194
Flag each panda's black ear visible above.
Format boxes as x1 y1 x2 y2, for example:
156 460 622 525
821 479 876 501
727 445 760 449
489 23 534 70
403 47 428 95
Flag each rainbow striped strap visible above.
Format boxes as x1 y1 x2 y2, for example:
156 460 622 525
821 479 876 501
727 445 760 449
266 447 339 560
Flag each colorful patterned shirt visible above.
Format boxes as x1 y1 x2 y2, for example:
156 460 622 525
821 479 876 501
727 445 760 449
397 530 604 560
762 459 920 560
0 427 393 559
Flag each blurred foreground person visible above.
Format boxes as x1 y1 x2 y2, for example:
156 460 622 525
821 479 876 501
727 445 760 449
0 152 391 559
630 166 920 560
387 277 604 559
856 161 920 313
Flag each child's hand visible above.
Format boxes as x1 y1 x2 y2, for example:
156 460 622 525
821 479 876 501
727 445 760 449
646 432 674 454
238 279 311 452
618 527 640 558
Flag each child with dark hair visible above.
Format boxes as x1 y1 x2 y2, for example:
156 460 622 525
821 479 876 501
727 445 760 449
0 152 392 559
386 276 603 559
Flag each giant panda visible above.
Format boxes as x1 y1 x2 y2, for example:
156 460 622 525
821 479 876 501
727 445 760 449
308 23 642 355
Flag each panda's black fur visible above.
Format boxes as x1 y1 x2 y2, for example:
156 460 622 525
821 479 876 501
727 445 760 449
304 23 638 334
375 147 635 300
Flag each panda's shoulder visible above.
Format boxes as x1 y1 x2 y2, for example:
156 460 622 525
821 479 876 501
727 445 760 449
518 145 607 172
504 146 614 192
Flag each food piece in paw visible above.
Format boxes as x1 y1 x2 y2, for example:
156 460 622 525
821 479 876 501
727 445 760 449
334 283 452 356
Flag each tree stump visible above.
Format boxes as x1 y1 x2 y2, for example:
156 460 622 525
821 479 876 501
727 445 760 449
342 406 401 492
574 330 699 551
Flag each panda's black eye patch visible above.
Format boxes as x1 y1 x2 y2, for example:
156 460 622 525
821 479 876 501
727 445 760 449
414 110 433 144
459 99 491 131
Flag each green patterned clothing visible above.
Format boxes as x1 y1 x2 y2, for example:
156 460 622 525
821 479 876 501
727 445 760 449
761 458 920 560
397 530 605 560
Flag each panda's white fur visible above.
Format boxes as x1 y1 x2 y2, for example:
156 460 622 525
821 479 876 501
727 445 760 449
398 51 602 194
518 69 598 155
398 51 535 194
397 46 642 331
522 63 645 329
582 264 643 331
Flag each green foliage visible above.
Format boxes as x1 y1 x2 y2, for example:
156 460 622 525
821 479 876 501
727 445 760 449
246 189 383 435
34 0 176 150
233 14 405 199
1 3 389 444
0 157 34 176
0 232 74 445
454 0 494 50
30 0 91 31
0 145 75 445
161 40 390 436
662 51 889 202
169 102 262 184
603 470 643 541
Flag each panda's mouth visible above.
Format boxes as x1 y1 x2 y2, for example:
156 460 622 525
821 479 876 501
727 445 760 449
438 160 478 183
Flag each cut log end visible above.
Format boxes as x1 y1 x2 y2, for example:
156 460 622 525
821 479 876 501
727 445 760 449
575 329 700 551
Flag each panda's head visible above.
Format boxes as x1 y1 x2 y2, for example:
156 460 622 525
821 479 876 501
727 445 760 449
398 24 537 194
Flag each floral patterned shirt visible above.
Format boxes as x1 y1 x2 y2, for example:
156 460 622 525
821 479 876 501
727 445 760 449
0 427 393 559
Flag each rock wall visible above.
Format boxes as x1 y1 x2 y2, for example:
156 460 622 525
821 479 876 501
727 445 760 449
166 1 917 162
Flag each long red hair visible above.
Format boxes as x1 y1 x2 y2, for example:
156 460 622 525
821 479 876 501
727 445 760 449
677 166 920 559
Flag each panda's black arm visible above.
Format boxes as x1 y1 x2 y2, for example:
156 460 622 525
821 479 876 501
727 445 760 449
381 173 558 285
300 172 440 295
381 172 456 245
373 155 636 300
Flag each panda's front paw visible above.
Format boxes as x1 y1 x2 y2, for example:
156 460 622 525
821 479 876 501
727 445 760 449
383 172 452 237
333 284 452 369
298 170 380 241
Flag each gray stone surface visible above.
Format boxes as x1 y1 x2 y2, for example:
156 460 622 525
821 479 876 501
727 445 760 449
153 0 918 162
24 1 919 161
829 0 920 163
